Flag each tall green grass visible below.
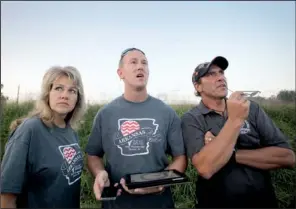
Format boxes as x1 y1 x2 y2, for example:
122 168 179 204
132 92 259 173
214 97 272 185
0 101 295 208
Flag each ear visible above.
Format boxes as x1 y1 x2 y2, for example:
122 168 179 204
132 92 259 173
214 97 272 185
194 82 202 94
117 68 124 79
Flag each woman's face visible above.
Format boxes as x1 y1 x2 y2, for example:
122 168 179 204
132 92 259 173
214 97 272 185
49 75 78 117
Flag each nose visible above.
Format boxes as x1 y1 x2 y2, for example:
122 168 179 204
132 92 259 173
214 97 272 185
217 73 226 82
137 65 144 71
60 90 69 99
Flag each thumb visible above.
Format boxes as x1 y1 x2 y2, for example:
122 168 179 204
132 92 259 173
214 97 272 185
205 131 214 137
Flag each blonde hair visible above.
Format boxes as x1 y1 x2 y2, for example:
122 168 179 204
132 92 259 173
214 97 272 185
10 66 87 131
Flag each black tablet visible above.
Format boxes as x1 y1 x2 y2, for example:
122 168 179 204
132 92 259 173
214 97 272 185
100 186 119 201
125 169 189 190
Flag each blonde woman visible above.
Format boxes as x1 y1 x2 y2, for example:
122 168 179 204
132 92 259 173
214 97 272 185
1 66 86 208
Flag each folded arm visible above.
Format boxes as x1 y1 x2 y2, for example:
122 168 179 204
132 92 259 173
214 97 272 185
236 103 295 169
1 194 17 208
181 113 243 179
236 146 295 169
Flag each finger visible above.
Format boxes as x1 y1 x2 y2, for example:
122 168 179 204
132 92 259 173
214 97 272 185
120 178 132 194
99 179 105 188
135 186 162 194
205 131 215 138
111 182 122 196
205 138 212 144
117 189 122 196
93 182 102 200
134 188 146 194
105 180 110 187
205 132 213 141
229 91 244 100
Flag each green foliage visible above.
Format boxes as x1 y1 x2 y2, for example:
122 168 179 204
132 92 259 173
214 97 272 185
1 83 9 101
0 102 295 208
0 100 35 160
276 90 295 102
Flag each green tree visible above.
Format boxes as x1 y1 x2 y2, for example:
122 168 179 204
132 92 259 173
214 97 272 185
1 84 9 102
276 90 295 102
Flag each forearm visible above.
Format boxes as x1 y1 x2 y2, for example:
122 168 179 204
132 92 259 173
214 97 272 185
192 119 243 179
86 155 105 177
236 147 296 169
1 194 16 208
166 155 187 173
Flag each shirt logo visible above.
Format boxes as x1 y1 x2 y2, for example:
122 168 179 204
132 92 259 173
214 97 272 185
240 120 251 134
59 143 83 185
114 118 162 156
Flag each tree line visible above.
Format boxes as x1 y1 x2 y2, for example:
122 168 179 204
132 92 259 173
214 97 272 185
0 83 295 104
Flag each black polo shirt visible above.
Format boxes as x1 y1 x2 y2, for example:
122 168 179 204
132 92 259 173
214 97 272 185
181 100 292 208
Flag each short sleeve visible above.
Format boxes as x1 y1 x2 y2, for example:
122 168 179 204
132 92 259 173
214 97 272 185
181 112 206 160
255 103 292 149
1 122 32 194
85 111 104 157
166 110 185 157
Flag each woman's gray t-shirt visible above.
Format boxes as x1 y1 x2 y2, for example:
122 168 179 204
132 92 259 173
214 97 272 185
1 117 84 208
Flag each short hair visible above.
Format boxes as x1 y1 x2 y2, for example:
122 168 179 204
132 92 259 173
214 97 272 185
118 47 146 67
194 79 202 97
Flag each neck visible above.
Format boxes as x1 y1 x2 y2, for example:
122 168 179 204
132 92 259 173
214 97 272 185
53 113 66 128
202 96 226 113
124 85 148 102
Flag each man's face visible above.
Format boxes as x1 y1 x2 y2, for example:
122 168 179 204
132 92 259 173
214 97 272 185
196 65 228 99
117 50 149 91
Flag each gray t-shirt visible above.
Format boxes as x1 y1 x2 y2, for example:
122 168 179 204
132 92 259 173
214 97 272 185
1 117 83 208
85 95 185 207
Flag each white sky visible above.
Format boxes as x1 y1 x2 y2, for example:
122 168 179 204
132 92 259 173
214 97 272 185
1 1 295 104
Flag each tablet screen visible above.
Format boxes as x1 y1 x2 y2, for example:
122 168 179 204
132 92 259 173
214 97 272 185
130 170 180 183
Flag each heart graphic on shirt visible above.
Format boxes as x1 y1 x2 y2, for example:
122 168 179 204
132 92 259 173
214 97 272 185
120 120 140 136
63 146 77 163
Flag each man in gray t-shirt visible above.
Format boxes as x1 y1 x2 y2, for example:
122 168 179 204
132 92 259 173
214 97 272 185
85 48 187 208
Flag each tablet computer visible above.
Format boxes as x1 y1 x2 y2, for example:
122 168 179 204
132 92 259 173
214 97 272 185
125 169 189 190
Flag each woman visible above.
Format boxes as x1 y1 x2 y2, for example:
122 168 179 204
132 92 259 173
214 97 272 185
1 66 87 208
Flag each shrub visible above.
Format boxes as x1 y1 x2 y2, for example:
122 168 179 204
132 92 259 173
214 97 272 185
0 102 295 208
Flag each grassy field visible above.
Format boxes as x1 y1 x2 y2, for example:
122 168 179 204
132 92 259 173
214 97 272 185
1 101 295 208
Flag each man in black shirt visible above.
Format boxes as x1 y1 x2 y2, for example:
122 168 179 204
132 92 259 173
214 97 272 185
181 56 295 208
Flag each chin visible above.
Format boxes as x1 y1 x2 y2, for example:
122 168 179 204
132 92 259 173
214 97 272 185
53 108 73 116
134 83 147 91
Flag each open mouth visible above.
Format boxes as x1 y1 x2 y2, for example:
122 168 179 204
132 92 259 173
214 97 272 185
136 73 144 78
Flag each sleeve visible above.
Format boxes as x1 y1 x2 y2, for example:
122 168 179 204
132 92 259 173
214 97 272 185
85 110 104 157
1 123 32 194
181 113 206 160
254 103 292 149
166 110 186 157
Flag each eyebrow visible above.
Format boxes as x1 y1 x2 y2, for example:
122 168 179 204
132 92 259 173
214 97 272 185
129 57 147 62
53 83 77 89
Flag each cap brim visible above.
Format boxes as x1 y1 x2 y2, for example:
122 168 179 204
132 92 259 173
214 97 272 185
209 56 229 70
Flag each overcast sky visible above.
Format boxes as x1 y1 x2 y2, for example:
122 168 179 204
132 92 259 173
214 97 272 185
1 1 295 103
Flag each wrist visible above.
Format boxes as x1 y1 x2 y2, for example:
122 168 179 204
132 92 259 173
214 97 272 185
227 118 244 129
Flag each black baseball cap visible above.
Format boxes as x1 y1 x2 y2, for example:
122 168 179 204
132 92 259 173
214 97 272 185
192 56 229 84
